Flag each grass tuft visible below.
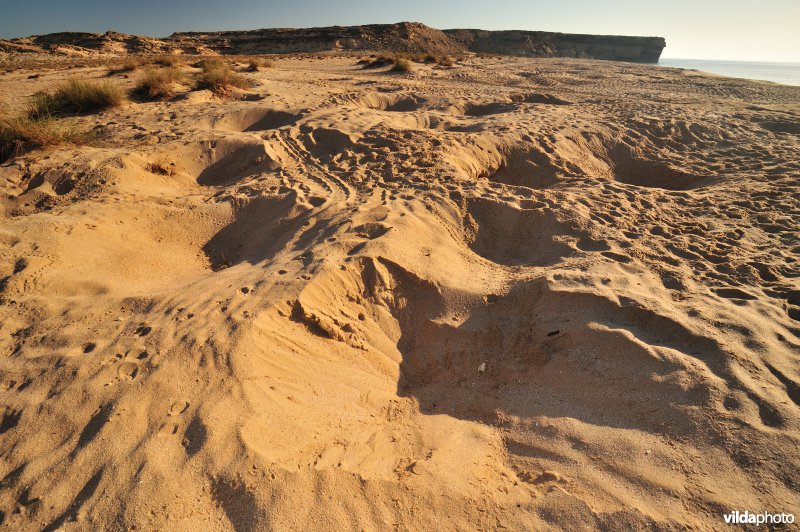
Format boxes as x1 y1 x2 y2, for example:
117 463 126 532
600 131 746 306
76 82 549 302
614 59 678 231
154 54 183 67
361 53 453 70
1 113 86 163
108 57 143 76
28 79 125 119
196 62 253 96
245 57 273 72
391 58 413 73
194 57 227 71
361 54 395 69
133 67 187 100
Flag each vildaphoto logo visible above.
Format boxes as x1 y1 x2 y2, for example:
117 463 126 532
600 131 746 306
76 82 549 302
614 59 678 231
723 510 795 526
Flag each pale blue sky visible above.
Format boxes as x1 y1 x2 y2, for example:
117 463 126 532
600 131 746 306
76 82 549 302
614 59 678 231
1 0 797 62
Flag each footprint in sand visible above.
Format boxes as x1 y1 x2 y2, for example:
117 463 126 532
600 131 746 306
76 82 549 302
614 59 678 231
135 325 152 337
352 222 391 240
169 401 190 416
714 287 757 300
117 362 138 380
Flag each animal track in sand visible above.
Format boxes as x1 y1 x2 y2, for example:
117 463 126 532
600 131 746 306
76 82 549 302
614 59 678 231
600 251 633 264
211 477 261 532
576 238 611 252
352 222 391 240
135 325 151 337
714 287 758 300
169 401 190 415
182 416 207 456
117 362 139 380
1 409 22 435
74 403 114 452
43 467 104 530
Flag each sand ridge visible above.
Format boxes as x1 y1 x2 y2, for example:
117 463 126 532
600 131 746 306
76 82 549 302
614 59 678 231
0 56 799 529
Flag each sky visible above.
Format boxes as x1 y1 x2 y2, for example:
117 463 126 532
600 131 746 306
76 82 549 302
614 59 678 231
0 0 798 62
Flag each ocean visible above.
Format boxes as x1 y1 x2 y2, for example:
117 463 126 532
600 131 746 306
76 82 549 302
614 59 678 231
658 58 800 87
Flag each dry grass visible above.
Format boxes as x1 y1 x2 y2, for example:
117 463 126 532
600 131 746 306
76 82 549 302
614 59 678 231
133 67 187 100
391 58 413 73
361 53 453 70
419 53 454 66
154 54 183 67
360 54 396 69
403 53 455 66
107 57 143 76
196 62 253 95
28 79 125 119
194 57 227 71
145 161 176 176
1 114 86 163
245 57 273 72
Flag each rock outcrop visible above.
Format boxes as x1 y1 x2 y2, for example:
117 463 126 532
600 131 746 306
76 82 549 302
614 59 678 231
0 22 666 62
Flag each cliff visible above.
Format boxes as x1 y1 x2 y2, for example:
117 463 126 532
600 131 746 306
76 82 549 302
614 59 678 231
169 23 462 55
0 22 666 63
444 29 666 63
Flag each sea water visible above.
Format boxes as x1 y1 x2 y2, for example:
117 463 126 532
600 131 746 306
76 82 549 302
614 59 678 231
658 58 800 86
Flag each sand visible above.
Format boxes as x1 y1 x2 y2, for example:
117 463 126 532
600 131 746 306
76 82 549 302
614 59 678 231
0 55 799 530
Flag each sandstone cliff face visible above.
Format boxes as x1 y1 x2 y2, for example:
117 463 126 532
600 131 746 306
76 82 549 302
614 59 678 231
0 22 666 63
169 23 462 55
445 29 666 63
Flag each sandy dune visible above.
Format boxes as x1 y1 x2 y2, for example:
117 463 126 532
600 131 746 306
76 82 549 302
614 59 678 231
0 56 799 530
